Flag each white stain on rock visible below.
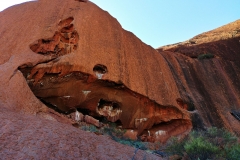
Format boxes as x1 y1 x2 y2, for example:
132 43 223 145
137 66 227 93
95 72 104 79
82 90 91 96
155 130 167 136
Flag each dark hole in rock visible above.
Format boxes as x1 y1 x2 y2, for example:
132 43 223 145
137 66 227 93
97 99 121 118
97 80 125 89
176 98 195 111
39 97 75 114
231 110 240 121
114 120 123 126
93 64 108 74
42 39 52 44
76 108 91 116
190 111 205 130
61 24 74 33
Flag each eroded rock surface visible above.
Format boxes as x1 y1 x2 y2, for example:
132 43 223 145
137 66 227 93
0 109 160 160
20 67 192 142
0 0 239 158
157 20 240 135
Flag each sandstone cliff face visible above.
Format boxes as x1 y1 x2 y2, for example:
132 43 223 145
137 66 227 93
0 0 239 158
0 0 191 141
158 21 240 135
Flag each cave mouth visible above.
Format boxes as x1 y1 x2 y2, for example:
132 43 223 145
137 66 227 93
93 64 108 74
19 60 192 143
93 64 108 79
39 98 75 114
96 99 122 118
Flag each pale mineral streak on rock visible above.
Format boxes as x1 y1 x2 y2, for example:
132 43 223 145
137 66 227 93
82 90 91 96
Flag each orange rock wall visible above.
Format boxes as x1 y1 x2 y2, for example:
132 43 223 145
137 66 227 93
0 0 239 139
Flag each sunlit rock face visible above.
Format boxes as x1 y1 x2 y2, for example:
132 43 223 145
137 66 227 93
19 14 192 139
157 22 240 135
1 0 240 152
14 1 192 143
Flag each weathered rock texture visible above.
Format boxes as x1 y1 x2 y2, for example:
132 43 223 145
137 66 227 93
157 20 240 135
0 0 190 158
0 108 160 160
0 0 239 158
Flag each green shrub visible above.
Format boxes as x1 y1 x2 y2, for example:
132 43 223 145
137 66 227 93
115 137 148 150
81 125 98 132
165 127 239 159
197 53 214 60
165 137 186 156
225 144 240 160
184 136 220 159
207 127 237 146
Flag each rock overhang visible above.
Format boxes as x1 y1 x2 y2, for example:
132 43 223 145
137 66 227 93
1 0 193 143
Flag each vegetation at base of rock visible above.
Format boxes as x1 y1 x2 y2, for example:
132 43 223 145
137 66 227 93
80 124 240 159
197 53 214 60
165 127 240 159
80 122 148 150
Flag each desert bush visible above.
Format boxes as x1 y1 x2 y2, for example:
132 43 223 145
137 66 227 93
165 137 186 156
115 137 148 150
165 127 239 159
197 53 214 60
81 125 98 132
80 122 149 150
225 144 240 160
81 123 239 159
184 136 221 159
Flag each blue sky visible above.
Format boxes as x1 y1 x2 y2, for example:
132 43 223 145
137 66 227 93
1 1 240 48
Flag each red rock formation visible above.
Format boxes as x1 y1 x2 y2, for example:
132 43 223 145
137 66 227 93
0 109 160 159
84 115 102 127
0 0 239 158
157 21 240 135
176 98 188 110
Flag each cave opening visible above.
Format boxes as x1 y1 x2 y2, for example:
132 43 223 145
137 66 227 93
39 98 75 114
93 64 108 79
93 64 108 74
96 99 122 118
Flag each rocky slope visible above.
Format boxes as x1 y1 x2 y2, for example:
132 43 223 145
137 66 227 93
0 0 239 159
0 108 160 159
157 20 240 134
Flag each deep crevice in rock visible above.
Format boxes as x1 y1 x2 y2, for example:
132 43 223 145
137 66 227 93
231 110 240 121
